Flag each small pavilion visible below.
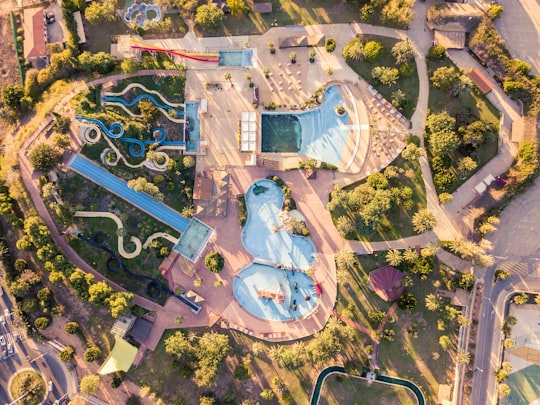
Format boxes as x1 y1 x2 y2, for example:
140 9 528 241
368 265 405 302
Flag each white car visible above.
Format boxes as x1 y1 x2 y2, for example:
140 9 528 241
3 308 9 317
0 316 4 325
7 343 13 355
0 335 5 346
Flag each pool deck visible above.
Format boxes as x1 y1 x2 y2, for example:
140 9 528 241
140 167 340 349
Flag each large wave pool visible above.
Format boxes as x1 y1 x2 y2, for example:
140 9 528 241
261 85 351 167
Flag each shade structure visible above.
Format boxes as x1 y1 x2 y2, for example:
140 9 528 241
368 265 404 302
98 336 138 375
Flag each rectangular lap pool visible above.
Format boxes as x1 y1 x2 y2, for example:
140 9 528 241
218 50 253 67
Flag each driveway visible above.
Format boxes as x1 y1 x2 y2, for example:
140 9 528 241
495 0 540 76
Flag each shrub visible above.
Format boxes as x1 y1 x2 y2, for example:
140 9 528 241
58 346 75 362
325 38 336 52
238 195 247 226
65 322 80 334
234 363 250 380
428 45 446 60
34 317 50 330
84 345 101 362
205 252 225 273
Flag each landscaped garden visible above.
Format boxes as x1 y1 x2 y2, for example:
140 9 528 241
344 35 419 119
328 153 428 242
426 49 500 195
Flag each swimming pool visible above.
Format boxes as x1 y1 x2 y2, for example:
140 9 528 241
185 102 200 153
242 179 315 270
234 263 319 321
218 50 253 67
234 179 318 321
261 85 352 167
173 217 214 262
124 1 161 27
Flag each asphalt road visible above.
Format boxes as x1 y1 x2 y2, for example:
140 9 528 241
471 178 540 405
0 294 71 404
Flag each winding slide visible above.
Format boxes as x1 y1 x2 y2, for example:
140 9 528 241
102 83 186 124
130 38 220 63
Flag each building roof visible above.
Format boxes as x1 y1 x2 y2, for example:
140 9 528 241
279 34 325 48
434 29 466 49
193 176 213 201
130 317 153 343
97 336 138 375
253 2 272 13
23 8 47 59
467 68 493 94
368 266 405 302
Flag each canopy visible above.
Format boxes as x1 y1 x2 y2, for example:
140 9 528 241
97 336 138 375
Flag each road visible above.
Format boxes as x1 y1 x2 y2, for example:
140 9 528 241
471 177 540 405
0 293 74 404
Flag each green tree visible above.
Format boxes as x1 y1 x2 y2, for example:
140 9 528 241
85 1 116 25
412 209 436 233
183 155 196 168
364 41 383 61
260 389 275 400
427 45 446 60
386 249 402 267
138 99 159 125
397 292 416 309
456 350 471 364
458 120 496 148
368 310 386 324
381 0 414 28
165 331 193 358
80 374 101 395
84 345 101 362
425 293 443 311
226 0 247 16
106 291 134 318
439 193 453 204
391 89 407 109
371 66 400 86
58 346 75 362
88 281 113 305
342 37 365 61
428 129 459 157
34 317 50 330
29 144 62 173
499 384 511 397
335 249 357 271
65 322 80 334
430 66 460 92
439 335 452 350
205 252 225 273
391 40 414 65
2 84 25 110
514 292 529 305
195 4 224 31
289 51 297 63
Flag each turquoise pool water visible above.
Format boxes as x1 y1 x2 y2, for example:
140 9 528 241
185 102 200 152
261 85 351 166
234 263 319 321
218 50 253 67
233 179 318 321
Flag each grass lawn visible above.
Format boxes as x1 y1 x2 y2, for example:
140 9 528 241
197 0 358 37
112 74 186 104
57 174 177 304
346 35 420 119
319 374 417 405
330 156 426 242
427 57 500 194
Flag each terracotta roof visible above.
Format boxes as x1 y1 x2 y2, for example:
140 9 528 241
23 8 47 59
193 176 213 201
368 265 404 302
467 68 493 94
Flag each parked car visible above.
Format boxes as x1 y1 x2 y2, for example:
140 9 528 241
4 308 9 317
0 316 4 325
0 335 5 346
7 343 13 355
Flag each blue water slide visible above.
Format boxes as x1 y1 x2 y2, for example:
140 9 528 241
75 116 124 139
68 155 190 233
103 94 185 115
119 138 146 157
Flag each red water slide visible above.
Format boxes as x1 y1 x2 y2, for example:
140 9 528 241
130 45 220 63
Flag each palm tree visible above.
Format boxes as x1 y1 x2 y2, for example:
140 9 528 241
402 248 417 263
412 208 436 233
385 249 402 267
336 268 351 286
289 51 297 63
421 242 439 257
325 316 343 332
456 350 471 365
335 249 357 271
268 345 284 362
268 40 275 54
224 72 232 85
252 341 266 357
425 293 442 311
